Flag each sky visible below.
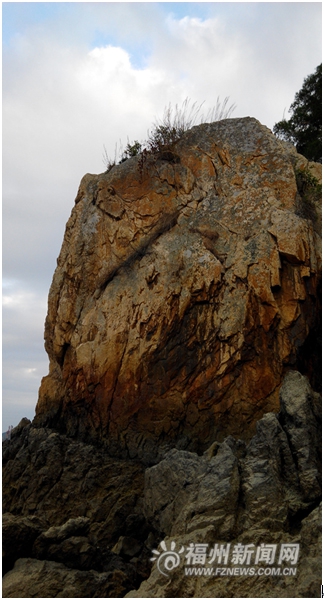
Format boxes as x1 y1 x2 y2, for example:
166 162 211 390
2 1 322 431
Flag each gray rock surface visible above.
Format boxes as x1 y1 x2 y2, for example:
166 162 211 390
2 424 151 593
279 371 322 501
127 372 321 598
126 505 321 598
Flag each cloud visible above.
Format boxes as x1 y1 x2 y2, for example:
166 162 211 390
2 2 321 429
2 281 49 429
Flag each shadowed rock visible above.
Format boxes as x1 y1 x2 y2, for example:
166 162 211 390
2 372 321 598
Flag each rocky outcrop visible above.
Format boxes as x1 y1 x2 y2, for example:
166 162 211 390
142 372 321 537
35 117 321 461
2 425 148 559
3 117 322 597
2 372 321 597
2 423 152 595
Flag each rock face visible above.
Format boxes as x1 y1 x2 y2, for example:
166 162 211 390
3 372 322 598
35 117 321 461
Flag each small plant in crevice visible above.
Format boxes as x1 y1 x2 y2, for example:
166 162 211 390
119 140 143 163
102 96 236 174
102 139 143 172
295 167 321 224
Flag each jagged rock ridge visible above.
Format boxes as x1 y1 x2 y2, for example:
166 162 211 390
35 117 321 461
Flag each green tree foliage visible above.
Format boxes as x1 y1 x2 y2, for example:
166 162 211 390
273 64 322 162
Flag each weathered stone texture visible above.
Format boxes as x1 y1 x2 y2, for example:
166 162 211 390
2 422 150 595
2 557 137 599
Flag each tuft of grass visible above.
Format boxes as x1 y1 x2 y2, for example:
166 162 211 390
102 144 117 173
144 97 236 157
102 97 236 172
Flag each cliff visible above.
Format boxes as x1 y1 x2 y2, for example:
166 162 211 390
35 117 321 461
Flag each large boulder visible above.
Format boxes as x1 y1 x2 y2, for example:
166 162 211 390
34 117 321 461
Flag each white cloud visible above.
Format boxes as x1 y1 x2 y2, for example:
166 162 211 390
2 283 49 430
